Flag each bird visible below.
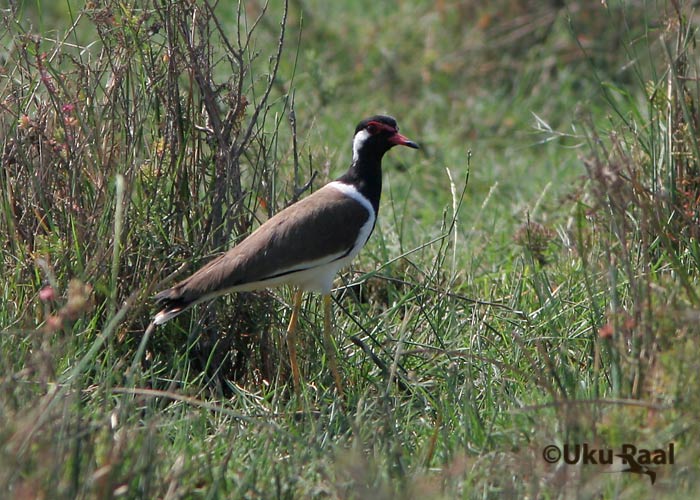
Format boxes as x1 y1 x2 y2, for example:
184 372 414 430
616 453 657 484
153 115 419 396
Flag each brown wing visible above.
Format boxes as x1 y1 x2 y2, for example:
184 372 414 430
159 185 371 305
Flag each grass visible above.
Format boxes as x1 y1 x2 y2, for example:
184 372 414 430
2 0 700 498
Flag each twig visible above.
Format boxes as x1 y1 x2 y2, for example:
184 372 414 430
349 335 412 393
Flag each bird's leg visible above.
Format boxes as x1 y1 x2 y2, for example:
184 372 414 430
286 290 304 397
323 294 344 397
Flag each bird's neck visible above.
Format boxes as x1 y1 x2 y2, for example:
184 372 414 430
337 155 383 215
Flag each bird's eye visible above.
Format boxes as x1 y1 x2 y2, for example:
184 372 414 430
366 123 378 134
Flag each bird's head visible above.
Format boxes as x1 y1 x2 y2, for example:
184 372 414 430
352 115 419 163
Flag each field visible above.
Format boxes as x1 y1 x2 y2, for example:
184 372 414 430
2 0 700 498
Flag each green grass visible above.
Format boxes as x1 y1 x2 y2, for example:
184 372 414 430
2 0 700 498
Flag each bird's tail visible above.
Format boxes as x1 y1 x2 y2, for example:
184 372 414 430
153 288 190 325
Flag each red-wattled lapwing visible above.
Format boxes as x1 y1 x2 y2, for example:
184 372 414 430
153 115 419 396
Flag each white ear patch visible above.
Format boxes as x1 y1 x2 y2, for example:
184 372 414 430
352 129 371 163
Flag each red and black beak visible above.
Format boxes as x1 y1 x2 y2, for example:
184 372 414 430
389 132 420 149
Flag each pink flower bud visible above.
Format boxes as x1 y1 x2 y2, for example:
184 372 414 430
39 285 55 302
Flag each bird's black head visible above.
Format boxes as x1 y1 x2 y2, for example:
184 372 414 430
352 115 419 163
